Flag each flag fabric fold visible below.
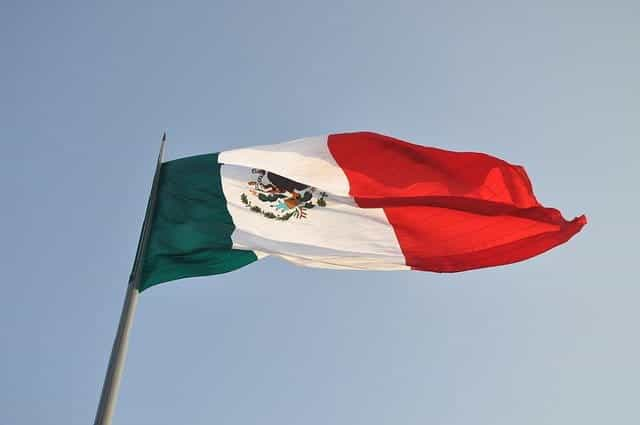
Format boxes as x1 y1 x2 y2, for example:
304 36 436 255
139 132 585 291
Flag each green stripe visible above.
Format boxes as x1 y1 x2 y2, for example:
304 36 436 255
138 153 258 291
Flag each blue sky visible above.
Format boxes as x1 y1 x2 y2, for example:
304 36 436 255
1 1 638 424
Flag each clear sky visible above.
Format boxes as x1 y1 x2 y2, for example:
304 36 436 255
1 1 638 424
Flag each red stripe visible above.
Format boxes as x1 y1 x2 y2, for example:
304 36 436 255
328 132 586 272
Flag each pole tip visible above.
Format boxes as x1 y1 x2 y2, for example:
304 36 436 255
162 131 167 142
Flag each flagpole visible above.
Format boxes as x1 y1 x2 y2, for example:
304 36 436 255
93 132 167 425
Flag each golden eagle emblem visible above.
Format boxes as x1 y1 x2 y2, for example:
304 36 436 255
240 169 327 220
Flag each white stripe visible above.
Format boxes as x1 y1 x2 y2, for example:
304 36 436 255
219 135 351 196
220 164 408 271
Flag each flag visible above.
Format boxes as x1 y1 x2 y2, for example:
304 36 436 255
138 132 586 291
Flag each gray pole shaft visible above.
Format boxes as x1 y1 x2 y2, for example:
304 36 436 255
93 134 166 425
93 280 139 425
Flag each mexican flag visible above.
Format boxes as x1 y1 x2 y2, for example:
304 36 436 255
138 132 586 291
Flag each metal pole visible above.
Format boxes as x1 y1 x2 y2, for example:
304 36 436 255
93 133 167 425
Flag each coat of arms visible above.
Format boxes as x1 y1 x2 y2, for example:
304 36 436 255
240 169 327 220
